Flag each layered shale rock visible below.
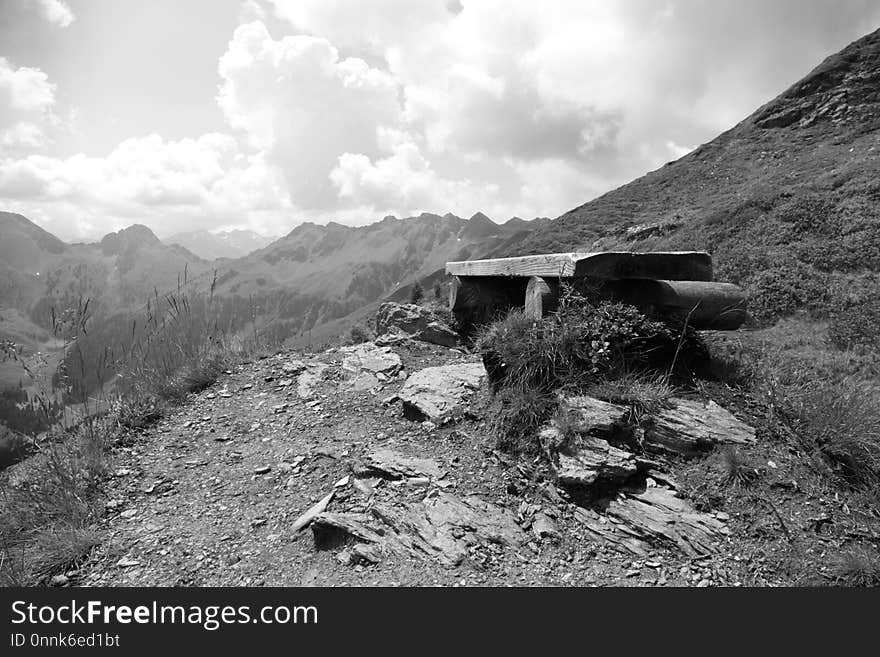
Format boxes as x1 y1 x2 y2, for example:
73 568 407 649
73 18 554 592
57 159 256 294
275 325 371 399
312 492 524 567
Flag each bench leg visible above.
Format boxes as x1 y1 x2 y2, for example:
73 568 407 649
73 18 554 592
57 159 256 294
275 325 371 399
525 276 559 320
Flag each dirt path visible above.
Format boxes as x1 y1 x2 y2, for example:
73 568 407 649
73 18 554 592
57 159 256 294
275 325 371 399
74 341 866 587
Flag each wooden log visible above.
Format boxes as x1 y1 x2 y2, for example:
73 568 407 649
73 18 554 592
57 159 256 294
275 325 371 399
524 276 559 319
607 280 747 330
446 251 713 281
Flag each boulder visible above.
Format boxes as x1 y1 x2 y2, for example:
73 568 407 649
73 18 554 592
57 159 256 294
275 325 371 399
375 302 458 347
399 362 485 421
376 302 430 335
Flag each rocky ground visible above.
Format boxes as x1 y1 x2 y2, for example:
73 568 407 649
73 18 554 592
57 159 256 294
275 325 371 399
55 311 875 588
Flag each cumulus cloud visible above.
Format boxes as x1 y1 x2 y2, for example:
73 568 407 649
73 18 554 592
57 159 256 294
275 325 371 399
330 134 501 216
263 0 880 216
30 0 75 28
0 57 59 152
217 21 403 209
0 133 292 239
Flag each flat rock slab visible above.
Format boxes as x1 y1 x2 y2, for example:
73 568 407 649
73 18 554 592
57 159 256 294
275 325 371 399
574 485 729 557
645 397 756 456
399 362 485 421
555 436 638 487
365 449 444 480
311 492 524 567
340 343 402 377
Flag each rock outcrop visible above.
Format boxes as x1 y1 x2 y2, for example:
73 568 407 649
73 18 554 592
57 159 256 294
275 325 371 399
543 392 754 557
311 491 524 567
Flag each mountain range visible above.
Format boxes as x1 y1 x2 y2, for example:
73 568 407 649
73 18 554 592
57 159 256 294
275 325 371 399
165 229 279 261
0 210 532 392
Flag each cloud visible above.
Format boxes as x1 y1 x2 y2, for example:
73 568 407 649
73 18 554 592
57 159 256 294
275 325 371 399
0 57 59 151
217 21 403 209
330 133 501 215
30 0 75 28
0 133 292 239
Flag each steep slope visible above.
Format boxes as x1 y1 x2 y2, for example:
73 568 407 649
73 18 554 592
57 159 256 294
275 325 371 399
166 229 278 260
513 28 880 323
0 218 208 390
209 212 526 342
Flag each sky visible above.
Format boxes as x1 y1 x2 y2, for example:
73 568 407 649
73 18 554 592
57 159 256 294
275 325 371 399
0 0 879 241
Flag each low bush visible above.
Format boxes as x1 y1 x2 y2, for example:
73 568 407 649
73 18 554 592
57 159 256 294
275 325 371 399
477 299 690 393
477 295 704 454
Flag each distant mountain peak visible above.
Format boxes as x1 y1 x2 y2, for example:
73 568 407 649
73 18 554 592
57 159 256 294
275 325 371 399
100 224 161 256
468 211 493 224
166 227 278 260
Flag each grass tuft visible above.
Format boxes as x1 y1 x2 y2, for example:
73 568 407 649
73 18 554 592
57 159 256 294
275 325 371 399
720 446 759 487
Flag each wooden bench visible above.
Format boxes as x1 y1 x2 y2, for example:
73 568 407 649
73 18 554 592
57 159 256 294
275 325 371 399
445 251 747 334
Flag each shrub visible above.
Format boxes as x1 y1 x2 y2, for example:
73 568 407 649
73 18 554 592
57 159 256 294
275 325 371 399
477 301 687 392
477 297 701 454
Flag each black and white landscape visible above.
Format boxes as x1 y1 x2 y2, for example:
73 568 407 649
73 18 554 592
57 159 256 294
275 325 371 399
1 1 879 589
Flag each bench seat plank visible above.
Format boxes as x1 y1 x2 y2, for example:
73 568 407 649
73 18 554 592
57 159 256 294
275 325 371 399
445 251 712 281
